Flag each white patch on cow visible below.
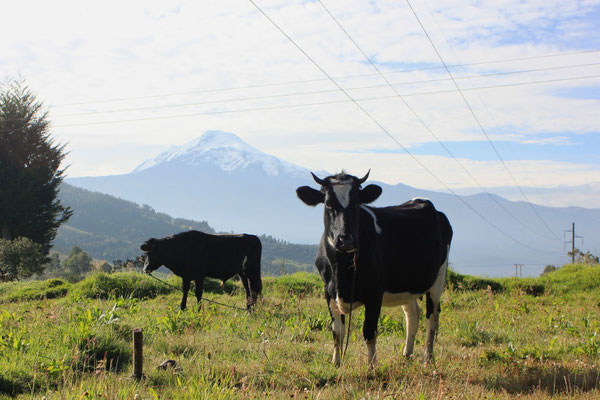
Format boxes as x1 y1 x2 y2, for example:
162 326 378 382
402 301 419 356
242 256 248 266
335 295 364 315
360 205 383 235
366 338 377 366
382 291 421 307
332 183 352 208
329 298 345 366
429 246 449 301
424 246 449 362
326 235 336 248
329 299 344 335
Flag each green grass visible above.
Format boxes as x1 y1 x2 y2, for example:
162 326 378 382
0 265 599 399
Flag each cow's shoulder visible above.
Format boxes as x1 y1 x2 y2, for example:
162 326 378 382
374 198 437 216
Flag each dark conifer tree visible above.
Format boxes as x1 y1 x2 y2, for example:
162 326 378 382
0 79 72 255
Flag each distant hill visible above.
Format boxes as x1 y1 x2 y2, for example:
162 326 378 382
55 184 316 275
67 130 600 277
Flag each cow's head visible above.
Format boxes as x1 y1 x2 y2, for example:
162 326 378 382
296 170 382 253
140 238 162 274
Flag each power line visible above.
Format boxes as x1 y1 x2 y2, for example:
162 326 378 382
315 0 557 240
0 74 598 131
247 0 546 254
50 49 600 108
421 0 549 210
47 62 600 119
405 0 562 241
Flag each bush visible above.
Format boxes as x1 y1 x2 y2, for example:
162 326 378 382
0 278 71 303
500 278 545 296
0 370 32 396
446 269 503 293
70 272 175 300
263 272 323 296
0 237 46 281
541 263 600 293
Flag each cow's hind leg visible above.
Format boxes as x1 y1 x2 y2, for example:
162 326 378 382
328 297 345 367
180 279 191 310
194 277 205 310
238 272 253 310
424 254 448 362
402 300 419 357
244 253 263 306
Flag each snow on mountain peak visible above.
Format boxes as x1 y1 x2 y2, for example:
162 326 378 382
133 130 307 177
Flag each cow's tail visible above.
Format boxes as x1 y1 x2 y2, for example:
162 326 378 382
246 236 263 296
438 211 453 248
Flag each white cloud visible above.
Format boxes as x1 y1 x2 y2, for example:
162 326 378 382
2 0 600 206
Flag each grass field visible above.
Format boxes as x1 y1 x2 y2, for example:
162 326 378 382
0 265 599 399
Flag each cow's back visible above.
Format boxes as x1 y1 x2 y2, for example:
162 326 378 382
164 231 261 281
361 199 452 294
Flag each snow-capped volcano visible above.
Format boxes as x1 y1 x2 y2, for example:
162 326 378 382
134 130 307 178
66 129 600 275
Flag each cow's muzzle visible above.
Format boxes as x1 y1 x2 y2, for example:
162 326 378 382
335 234 356 253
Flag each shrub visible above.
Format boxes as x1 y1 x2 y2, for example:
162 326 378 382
0 369 32 396
0 237 46 281
70 272 174 300
447 269 503 293
501 278 545 296
0 278 71 303
263 272 323 296
541 263 600 293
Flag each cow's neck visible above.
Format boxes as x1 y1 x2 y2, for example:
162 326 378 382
331 251 359 300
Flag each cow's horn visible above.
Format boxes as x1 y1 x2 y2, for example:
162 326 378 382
311 172 328 186
357 169 371 185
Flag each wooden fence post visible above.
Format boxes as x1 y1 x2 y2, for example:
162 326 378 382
132 328 143 379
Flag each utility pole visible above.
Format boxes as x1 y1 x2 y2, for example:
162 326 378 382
514 264 523 278
564 223 583 264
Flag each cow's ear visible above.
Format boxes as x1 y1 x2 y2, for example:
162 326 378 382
140 239 155 251
360 184 382 204
296 186 325 206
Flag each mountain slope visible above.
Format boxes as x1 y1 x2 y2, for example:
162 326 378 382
68 130 323 243
55 183 317 274
66 130 600 277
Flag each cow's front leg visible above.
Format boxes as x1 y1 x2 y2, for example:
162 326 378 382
180 279 191 310
363 300 382 367
328 297 345 367
194 277 205 309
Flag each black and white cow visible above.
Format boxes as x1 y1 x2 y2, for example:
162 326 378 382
296 171 452 366
140 231 262 311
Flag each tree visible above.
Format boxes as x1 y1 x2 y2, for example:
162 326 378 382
0 237 46 281
0 79 72 255
62 246 92 276
541 264 558 275
567 248 599 265
41 251 64 278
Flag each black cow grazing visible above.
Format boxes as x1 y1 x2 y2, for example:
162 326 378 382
296 171 452 366
140 231 262 311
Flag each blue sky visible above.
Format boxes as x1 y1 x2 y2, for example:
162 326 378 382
372 132 600 164
1 0 599 207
